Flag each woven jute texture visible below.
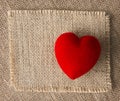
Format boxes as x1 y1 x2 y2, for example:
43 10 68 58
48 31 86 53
8 10 111 93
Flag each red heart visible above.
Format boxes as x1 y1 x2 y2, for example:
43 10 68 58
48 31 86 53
55 32 101 80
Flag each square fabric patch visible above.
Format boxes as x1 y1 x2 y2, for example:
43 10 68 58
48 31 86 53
8 10 111 92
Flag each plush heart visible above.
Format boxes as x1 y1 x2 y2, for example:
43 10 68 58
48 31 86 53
55 32 101 80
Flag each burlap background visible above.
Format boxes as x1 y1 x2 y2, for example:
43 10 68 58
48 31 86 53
8 10 111 92
0 0 120 100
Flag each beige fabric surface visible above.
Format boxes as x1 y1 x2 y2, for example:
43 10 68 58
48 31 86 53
8 10 111 92
0 0 120 101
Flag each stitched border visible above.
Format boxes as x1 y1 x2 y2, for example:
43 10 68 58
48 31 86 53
105 15 112 91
